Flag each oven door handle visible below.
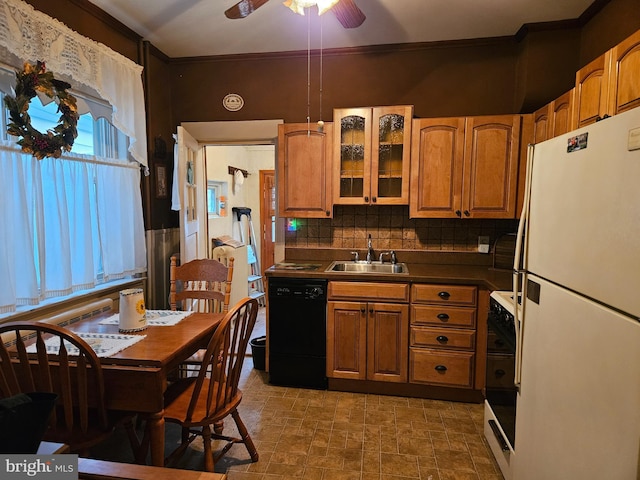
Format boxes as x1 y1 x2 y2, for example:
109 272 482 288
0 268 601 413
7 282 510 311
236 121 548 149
488 419 510 452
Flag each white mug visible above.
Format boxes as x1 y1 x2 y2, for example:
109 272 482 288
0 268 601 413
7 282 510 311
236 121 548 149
119 288 146 332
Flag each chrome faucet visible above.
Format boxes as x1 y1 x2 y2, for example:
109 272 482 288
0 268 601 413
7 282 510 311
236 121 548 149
379 252 390 263
350 251 359 262
390 250 397 264
366 234 374 263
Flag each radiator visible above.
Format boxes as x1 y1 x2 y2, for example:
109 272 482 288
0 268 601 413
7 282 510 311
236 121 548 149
1 298 114 346
146 228 180 310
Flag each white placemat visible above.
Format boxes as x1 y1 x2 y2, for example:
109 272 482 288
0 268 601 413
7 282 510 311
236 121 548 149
27 332 146 358
98 310 194 327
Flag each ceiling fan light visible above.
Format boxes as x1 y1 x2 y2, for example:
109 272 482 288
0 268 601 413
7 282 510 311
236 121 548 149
283 0 339 16
316 0 340 15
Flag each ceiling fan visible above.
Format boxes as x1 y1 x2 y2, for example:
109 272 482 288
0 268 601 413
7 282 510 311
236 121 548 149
224 0 366 28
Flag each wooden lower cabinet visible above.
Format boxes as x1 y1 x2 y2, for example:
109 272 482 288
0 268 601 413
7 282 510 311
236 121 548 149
326 280 487 402
410 349 474 387
409 283 478 389
327 281 409 383
327 300 409 383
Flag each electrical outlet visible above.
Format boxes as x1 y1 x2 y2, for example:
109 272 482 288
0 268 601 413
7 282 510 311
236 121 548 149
478 236 490 254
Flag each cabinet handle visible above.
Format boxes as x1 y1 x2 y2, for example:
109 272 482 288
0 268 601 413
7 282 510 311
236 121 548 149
435 365 447 372
436 335 448 343
369 308 374 314
437 313 450 321
364 196 369 202
360 307 366 314
455 210 461 217
325 210 330 216
438 291 450 299
495 369 506 377
372 196 377 203
494 338 504 347
464 210 470 217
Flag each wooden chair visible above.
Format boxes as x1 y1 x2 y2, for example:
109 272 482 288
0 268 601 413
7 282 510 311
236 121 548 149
139 297 259 472
170 254 234 314
170 254 234 377
0 321 139 456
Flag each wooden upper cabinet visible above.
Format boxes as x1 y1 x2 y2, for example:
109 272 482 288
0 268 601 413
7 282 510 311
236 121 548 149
607 28 640 116
550 89 574 138
410 115 520 219
573 52 611 129
463 115 521 218
532 89 573 144
410 117 465 218
333 105 413 206
533 104 550 144
277 122 333 218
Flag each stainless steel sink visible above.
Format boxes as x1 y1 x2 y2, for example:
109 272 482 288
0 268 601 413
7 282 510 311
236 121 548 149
325 261 409 274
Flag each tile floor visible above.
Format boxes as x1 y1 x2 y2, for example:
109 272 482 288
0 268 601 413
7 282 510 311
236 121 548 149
90 308 505 480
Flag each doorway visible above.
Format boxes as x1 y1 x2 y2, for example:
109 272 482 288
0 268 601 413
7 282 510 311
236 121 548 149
260 170 276 273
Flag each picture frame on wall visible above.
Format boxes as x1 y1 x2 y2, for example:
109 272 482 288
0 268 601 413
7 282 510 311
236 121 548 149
155 164 168 198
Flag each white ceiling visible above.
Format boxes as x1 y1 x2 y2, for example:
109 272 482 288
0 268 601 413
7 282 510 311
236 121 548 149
87 0 594 58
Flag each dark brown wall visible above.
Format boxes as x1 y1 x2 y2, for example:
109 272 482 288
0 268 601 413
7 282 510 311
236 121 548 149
143 43 178 230
514 27 582 113
580 0 640 64
171 39 520 124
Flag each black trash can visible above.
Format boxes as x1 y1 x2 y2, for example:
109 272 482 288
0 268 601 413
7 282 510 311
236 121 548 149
249 336 266 371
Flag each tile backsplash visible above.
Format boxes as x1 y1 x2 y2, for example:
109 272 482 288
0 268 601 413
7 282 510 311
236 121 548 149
285 205 518 252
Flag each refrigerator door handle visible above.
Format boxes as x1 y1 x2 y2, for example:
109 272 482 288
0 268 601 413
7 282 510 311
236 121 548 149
513 143 535 387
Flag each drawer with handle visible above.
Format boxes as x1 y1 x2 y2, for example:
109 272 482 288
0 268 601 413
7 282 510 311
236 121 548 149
411 305 476 328
411 284 477 306
411 326 475 350
409 348 474 388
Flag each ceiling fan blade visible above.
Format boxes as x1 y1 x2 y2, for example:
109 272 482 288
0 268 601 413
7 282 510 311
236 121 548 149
225 0 270 19
331 0 365 28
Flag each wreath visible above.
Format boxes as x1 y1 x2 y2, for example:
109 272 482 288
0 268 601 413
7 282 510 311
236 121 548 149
4 61 79 160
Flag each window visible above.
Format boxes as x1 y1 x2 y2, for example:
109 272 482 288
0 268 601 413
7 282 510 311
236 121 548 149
0 91 146 315
207 180 228 217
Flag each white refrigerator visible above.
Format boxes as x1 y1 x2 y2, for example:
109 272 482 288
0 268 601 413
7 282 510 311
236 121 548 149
511 106 640 479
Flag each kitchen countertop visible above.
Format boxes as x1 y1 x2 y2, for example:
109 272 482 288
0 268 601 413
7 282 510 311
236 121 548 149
265 260 512 292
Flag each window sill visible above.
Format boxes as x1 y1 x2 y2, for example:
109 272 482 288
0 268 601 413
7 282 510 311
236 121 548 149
0 277 146 323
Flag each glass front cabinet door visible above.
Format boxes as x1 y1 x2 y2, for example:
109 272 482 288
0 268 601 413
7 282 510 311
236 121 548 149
333 105 413 205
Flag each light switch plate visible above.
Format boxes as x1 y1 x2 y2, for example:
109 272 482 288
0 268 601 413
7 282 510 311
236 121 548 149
478 236 490 254
628 127 640 151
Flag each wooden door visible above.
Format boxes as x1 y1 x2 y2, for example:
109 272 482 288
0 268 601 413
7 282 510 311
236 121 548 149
260 170 275 273
277 123 333 218
532 104 550 144
177 126 206 263
333 107 372 205
463 115 520 219
409 117 465 218
367 302 409 383
607 29 640 116
550 89 574 138
327 301 367 380
573 52 611 129
371 105 413 205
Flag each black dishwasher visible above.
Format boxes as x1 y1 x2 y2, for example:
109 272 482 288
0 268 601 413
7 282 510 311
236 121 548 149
268 277 328 389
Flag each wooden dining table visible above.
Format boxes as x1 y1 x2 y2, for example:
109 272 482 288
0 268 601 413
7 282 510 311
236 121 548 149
71 311 224 467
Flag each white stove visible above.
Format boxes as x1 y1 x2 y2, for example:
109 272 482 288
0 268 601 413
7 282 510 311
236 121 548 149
490 290 521 315
484 290 521 480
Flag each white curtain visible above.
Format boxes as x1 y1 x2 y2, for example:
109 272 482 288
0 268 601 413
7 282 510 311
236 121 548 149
0 143 147 313
0 0 148 171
